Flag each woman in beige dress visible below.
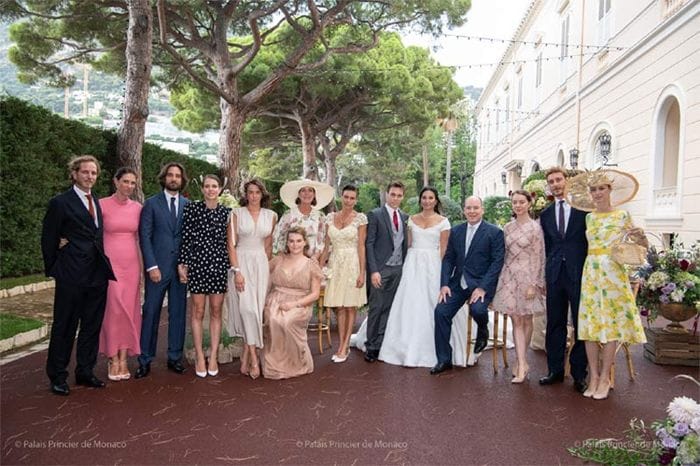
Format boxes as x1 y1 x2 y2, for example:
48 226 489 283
262 227 323 379
227 179 277 380
320 185 367 363
491 190 545 383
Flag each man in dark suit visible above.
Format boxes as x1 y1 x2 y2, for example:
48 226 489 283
538 167 589 393
431 196 505 374
135 162 189 378
364 181 408 362
41 155 115 395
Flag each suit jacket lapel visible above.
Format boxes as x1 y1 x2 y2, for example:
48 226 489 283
67 189 97 231
465 223 485 261
380 207 393 239
158 193 175 232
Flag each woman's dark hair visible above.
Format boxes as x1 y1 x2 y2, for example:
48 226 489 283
157 162 188 190
240 179 271 208
295 186 317 206
341 184 358 195
114 167 137 180
202 174 221 186
418 186 442 214
284 226 310 255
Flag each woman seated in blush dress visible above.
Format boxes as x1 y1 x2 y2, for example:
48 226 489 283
262 227 322 380
99 167 142 381
491 190 545 384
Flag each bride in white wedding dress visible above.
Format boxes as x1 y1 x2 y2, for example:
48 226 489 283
351 188 468 367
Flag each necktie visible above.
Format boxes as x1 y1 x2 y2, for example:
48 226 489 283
465 225 475 256
392 210 399 232
558 200 566 237
85 193 96 221
170 196 177 226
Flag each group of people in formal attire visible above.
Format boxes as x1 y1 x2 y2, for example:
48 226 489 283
41 156 647 403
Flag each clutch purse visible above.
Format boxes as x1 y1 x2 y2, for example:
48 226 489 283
611 231 647 267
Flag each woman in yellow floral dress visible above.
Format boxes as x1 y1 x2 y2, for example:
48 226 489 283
568 170 647 401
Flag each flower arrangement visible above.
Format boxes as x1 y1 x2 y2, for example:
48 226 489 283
568 377 700 465
218 189 239 208
653 395 700 464
634 242 700 324
522 178 553 218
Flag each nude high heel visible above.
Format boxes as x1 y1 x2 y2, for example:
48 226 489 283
593 379 611 400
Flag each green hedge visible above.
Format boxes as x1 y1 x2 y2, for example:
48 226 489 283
0 97 217 278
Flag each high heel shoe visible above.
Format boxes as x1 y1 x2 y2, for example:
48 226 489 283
333 351 349 363
593 380 611 400
195 359 207 378
207 359 219 377
118 360 131 380
107 360 122 382
249 363 260 380
583 380 598 398
511 367 529 384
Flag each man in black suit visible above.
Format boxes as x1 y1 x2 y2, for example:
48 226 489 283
431 196 505 374
538 167 589 392
364 181 408 362
41 155 115 396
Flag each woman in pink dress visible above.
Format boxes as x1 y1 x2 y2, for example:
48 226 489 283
492 190 545 383
99 167 143 381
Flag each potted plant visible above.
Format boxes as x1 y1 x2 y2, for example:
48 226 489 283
185 328 243 364
635 242 700 333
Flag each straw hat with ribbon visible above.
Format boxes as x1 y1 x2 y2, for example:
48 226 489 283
564 169 639 212
279 179 335 210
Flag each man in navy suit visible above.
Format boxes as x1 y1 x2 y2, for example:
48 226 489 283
135 162 189 378
538 167 589 392
41 155 115 395
431 196 505 374
364 181 408 362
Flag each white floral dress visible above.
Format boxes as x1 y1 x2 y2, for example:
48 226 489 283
273 207 325 257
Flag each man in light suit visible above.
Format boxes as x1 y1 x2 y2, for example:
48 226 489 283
364 181 408 362
431 196 505 374
41 155 115 395
538 167 589 392
135 162 189 378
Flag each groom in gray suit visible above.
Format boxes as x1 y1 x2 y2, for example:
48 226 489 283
364 182 408 362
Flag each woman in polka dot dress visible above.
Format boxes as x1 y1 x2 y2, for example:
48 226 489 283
178 174 231 378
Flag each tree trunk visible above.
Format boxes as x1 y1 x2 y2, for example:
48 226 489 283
117 0 152 202
219 98 247 191
422 143 429 187
299 119 318 180
445 131 453 198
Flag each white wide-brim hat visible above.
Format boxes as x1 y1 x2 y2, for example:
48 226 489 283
279 179 335 210
564 169 639 212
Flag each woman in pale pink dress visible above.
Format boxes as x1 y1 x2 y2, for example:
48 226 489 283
99 167 142 381
492 190 545 383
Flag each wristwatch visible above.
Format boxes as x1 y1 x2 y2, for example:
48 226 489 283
230 266 241 274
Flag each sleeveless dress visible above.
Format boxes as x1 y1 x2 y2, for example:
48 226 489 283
355 217 469 367
226 207 277 348
178 201 231 294
578 210 646 344
491 219 546 315
98 195 142 357
262 256 323 379
323 212 368 307
273 207 325 257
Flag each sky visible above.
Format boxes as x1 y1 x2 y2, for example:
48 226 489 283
401 0 532 89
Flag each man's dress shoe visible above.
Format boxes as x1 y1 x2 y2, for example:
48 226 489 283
51 382 70 396
75 375 106 388
167 359 187 374
474 337 488 354
573 379 588 393
134 364 150 379
539 372 565 385
430 362 453 375
364 351 378 363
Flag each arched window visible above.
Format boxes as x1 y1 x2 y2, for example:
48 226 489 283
557 149 565 167
649 85 684 219
587 122 614 169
